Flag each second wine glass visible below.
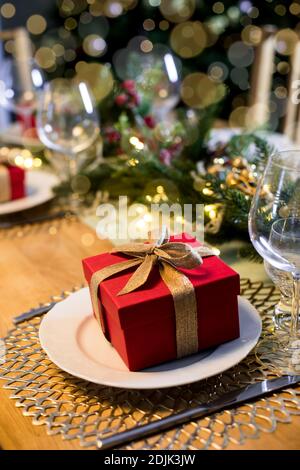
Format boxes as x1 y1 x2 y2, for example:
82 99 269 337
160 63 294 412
37 78 100 209
249 150 300 374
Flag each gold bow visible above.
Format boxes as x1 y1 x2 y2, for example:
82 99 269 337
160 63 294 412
90 230 214 358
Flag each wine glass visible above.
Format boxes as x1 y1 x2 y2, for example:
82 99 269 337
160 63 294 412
134 48 181 122
0 57 44 134
249 150 300 374
36 78 100 210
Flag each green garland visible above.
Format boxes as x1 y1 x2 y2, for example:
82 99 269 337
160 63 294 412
53 80 274 247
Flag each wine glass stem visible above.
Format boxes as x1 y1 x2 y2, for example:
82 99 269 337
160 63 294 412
291 273 300 339
69 155 78 178
68 154 80 212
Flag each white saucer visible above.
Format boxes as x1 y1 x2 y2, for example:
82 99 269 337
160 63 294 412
39 288 262 389
0 170 58 215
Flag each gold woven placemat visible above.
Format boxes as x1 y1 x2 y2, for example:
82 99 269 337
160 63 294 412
0 278 299 450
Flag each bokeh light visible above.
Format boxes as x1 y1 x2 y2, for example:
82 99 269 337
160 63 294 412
0 2 16 18
143 19 155 31
159 20 169 30
180 73 226 109
64 17 77 31
58 0 87 17
140 39 153 53
275 29 298 55
277 61 290 75
159 0 195 23
290 2 300 15
212 2 224 14
228 41 254 67
208 62 228 82
26 15 47 35
75 62 114 101
241 25 263 46
35 47 56 70
170 21 207 58
83 34 107 57
88 0 137 18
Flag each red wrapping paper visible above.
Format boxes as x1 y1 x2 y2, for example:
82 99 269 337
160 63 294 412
82 234 240 371
7 165 26 200
0 165 26 202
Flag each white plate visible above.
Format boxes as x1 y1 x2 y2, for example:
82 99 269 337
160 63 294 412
0 123 41 148
39 288 262 389
0 170 58 215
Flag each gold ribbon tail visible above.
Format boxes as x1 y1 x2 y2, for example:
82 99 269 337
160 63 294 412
159 262 198 357
0 165 11 203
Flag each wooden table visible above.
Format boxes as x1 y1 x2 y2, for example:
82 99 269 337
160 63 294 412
0 219 299 450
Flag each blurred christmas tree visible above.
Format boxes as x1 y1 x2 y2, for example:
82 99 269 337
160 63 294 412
13 0 298 125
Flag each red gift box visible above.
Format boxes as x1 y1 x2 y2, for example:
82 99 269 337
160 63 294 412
0 165 26 202
82 234 240 371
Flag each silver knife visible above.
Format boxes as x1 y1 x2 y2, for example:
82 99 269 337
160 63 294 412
13 302 58 325
98 375 300 450
0 210 73 229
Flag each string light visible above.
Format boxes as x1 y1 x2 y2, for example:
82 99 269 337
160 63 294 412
181 73 226 109
64 17 77 30
129 136 144 150
75 62 114 101
212 2 224 14
159 20 169 30
170 21 207 58
290 3 300 15
275 4 286 16
35 47 56 69
140 39 153 53
26 15 47 35
0 3 16 19
159 0 195 23
143 19 155 31
205 204 218 220
83 34 107 57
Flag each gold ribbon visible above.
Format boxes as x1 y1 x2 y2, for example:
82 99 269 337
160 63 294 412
0 165 11 203
90 229 214 358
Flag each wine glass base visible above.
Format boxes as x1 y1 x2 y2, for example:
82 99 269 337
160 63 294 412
255 334 300 375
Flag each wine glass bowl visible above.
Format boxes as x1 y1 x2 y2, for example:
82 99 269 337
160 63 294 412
269 218 300 276
249 150 300 373
37 79 99 157
36 78 100 211
134 49 180 122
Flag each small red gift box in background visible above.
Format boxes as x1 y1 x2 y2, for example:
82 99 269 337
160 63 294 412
82 234 240 371
0 164 26 203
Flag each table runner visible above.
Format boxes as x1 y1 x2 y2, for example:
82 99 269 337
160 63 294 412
0 279 299 450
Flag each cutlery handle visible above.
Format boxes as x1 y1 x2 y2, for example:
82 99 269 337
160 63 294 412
13 303 56 325
0 210 73 229
98 377 300 450
98 402 225 450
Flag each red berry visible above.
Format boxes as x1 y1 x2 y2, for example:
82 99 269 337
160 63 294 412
144 115 156 129
159 149 172 166
122 80 136 92
105 127 121 144
115 93 128 106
